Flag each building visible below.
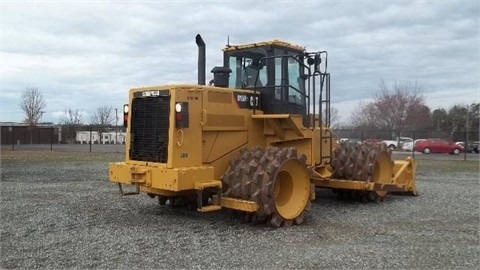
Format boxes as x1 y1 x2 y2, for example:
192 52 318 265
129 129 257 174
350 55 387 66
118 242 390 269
75 130 125 144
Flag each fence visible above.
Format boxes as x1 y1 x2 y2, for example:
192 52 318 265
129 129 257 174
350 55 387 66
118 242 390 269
1 125 126 152
1 126 478 159
1 125 59 145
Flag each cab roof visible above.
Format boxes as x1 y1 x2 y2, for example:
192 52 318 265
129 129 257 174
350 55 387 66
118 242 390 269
223 39 305 53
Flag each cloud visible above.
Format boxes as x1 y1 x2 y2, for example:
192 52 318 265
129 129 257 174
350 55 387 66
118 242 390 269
50 109 90 123
1 1 478 124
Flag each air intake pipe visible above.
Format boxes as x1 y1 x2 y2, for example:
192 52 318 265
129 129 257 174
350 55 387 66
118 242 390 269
196 34 206 85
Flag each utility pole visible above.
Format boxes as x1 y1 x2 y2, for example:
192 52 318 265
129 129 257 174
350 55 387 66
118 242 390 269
115 108 118 144
464 105 469 160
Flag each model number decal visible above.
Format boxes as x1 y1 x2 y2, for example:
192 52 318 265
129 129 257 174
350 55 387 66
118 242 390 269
142 90 160 97
233 92 261 110
250 96 259 107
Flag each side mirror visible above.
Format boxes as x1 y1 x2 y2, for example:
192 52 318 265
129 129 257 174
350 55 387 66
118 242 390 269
314 53 321 73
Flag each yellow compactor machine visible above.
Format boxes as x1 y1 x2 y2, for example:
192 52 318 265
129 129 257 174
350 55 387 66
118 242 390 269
109 34 417 227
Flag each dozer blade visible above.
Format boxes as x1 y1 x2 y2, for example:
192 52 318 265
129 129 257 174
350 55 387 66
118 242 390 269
312 142 418 201
390 157 418 196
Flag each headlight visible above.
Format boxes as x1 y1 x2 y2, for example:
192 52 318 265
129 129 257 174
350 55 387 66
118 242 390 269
175 103 182 113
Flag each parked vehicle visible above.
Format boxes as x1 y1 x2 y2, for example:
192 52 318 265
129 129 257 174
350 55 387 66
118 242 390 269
456 141 480 153
415 139 464 154
467 141 479 153
382 137 414 150
363 138 382 145
340 138 362 144
403 139 426 152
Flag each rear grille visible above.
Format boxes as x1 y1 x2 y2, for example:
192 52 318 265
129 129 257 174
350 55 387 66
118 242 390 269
129 95 170 163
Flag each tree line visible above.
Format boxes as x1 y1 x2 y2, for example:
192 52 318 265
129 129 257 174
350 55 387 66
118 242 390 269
20 83 479 142
20 87 118 127
337 80 478 140
20 87 119 143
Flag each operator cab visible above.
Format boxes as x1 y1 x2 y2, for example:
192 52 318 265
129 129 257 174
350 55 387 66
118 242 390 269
221 40 307 116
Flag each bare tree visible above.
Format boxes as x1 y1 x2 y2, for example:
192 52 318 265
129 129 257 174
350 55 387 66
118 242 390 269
433 103 479 141
90 105 114 126
349 80 430 133
374 80 429 131
20 87 46 126
61 107 83 143
349 102 382 129
467 103 480 136
62 107 83 126
323 106 340 128
90 105 115 143
404 104 431 130
431 108 448 131
447 104 469 138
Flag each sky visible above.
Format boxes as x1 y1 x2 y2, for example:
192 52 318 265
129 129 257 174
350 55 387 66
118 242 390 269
1 0 479 125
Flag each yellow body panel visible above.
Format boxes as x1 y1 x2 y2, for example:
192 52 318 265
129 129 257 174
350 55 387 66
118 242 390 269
111 85 272 197
110 83 334 195
109 161 214 192
202 131 248 163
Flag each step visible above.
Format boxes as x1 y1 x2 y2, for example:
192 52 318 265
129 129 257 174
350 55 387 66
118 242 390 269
194 180 222 190
197 205 222 213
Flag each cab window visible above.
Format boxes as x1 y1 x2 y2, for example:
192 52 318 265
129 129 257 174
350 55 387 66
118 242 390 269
229 55 267 89
287 57 303 105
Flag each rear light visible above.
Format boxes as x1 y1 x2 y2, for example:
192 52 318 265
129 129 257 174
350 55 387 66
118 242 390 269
123 104 129 128
175 102 189 128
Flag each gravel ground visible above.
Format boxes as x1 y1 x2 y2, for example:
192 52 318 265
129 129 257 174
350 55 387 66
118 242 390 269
1 151 479 269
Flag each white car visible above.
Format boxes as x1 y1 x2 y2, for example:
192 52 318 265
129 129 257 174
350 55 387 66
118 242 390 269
403 139 425 151
382 137 414 150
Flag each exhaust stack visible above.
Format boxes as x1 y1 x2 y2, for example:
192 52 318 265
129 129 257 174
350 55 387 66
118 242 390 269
196 34 206 85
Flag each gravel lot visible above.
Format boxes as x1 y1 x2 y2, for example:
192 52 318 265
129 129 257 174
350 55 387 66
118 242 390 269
1 150 479 269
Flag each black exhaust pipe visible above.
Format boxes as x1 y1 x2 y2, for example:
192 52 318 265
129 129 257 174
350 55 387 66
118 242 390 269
196 34 206 85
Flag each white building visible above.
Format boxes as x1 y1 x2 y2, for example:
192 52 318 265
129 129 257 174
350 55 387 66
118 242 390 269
76 131 100 144
76 130 126 144
101 132 126 144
